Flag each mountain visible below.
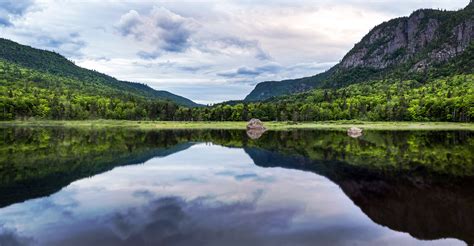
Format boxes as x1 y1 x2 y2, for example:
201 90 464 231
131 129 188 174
0 38 200 107
245 2 474 101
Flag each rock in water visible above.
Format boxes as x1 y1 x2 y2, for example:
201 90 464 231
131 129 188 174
247 118 266 130
246 119 266 139
347 127 363 138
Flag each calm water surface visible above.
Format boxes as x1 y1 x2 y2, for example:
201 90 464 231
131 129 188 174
0 127 473 245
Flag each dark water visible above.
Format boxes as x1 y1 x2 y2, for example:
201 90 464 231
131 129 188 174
0 127 473 246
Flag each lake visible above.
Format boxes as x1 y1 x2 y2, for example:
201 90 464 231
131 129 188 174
0 127 473 245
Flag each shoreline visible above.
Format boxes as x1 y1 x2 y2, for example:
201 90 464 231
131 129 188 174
1 120 473 131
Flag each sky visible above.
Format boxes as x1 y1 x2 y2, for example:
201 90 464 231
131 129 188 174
0 0 469 104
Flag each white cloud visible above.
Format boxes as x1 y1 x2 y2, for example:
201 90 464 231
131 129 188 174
116 7 198 54
115 10 142 37
0 0 469 103
0 0 35 26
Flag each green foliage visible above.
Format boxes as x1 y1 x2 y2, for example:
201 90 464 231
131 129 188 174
0 60 184 120
244 4 474 101
0 38 199 107
188 75 474 122
230 130 474 178
0 56 472 122
0 127 472 208
244 71 331 101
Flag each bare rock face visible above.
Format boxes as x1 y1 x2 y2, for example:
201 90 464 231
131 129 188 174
246 118 266 130
347 127 363 138
340 7 474 71
242 3 473 102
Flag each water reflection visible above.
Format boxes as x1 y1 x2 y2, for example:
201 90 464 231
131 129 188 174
245 147 474 244
0 127 472 245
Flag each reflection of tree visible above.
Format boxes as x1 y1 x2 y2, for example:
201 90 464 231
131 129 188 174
0 127 196 208
242 130 474 177
0 127 473 244
243 147 474 245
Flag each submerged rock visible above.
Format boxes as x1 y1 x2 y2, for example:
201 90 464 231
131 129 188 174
247 118 266 130
347 127 363 138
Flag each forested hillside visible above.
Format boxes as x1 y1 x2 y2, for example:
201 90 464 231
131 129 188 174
0 38 200 107
0 60 182 120
181 74 473 122
245 2 474 101
0 2 472 122
0 48 472 121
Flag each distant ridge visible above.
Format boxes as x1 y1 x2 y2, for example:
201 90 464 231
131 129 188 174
0 38 201 107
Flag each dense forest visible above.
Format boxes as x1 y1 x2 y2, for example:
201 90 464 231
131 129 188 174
0 60 181 120
1 1 473 123
181 75 474 122
0 55 473 122
0 38 200 107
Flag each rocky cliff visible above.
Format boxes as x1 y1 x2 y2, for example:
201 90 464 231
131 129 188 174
245 2 474 102
341 6 473 72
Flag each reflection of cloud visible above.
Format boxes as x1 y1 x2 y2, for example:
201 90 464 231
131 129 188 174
132 190 155 199
103 195 272 245
17 189 81 221
50 192 381 246
108 208 142 240
234 173 259 180
0 225 34 246
215 170 275 182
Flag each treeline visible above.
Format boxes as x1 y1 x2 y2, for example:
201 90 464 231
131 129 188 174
0 59 472 122
181 75 474 122
0 60 180 120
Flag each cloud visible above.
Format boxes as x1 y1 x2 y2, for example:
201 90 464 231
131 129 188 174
177 64 212 73
218 37 270 59
136 50 160 60
115 6 273 62
255 48 272 60
217 63 283 78
33 32 87 58
116 7 197 56
2 1 464 103
152 7 195 52
115 10 142 38
199 36 272 61
0 18 11 27
0 0 35 27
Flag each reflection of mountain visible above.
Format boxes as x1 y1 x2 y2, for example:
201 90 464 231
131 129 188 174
1 127 473 244
0 130 194 208
0 128 248 208
244 147 474 245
